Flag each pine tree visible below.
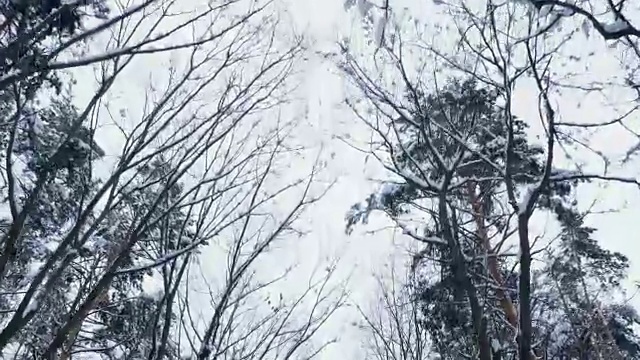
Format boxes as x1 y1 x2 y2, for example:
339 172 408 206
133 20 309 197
0 82 186 358
346 77 640 359
0 89 104 356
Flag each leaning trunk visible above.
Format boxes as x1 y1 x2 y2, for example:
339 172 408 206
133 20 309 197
467 181 538 360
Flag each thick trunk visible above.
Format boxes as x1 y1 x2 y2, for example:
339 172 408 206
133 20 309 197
438 195 492 360
468 182 537 360
467 182 519 328
517 216 533 360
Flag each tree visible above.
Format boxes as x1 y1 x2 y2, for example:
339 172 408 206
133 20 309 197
183 251 347 359
341 56 640 359
355 263 432 360
342 75 540 359
342 0 640 358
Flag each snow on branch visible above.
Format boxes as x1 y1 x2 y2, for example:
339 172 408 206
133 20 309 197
396 222 446 246
524 0 640 40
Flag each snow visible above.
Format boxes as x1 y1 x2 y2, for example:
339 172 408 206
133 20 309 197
549 168 580 180
377 182 401 200
491 338 501 351
518 184 536 215
581 19 591 38
55 183 69 201
1 342 21 359
397 222 447 245
22 297 38 318
75 139 92 152
105 340 125 358
484 136 507 149
557 7 574 17
370 181 409 210
24 110 44 136
27 260 44 279
43 241 60 253
343 0 356 10
374 15 387 48
82 235 108 254
0 68 20 86
510 0 537 14
141 270 165 300
539 5 552 18
602 18 629 34
356 0 373 18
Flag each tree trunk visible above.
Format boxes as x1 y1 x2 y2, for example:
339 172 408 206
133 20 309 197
467 182 538 360
438 194 492 360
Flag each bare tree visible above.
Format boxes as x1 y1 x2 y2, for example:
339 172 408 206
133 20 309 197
0 0 275 90
181 245 347 359
342 66 521 359
356 264 431 360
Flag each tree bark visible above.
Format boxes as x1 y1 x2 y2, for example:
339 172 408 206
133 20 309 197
468 181 538 360
438 194 492 360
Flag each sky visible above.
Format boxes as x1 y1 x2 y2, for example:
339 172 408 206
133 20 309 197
250 0 414 357
65 0 640 358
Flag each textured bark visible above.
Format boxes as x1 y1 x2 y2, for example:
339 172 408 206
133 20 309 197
467 182 519 328
467 181 538 360
438 194 492 360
